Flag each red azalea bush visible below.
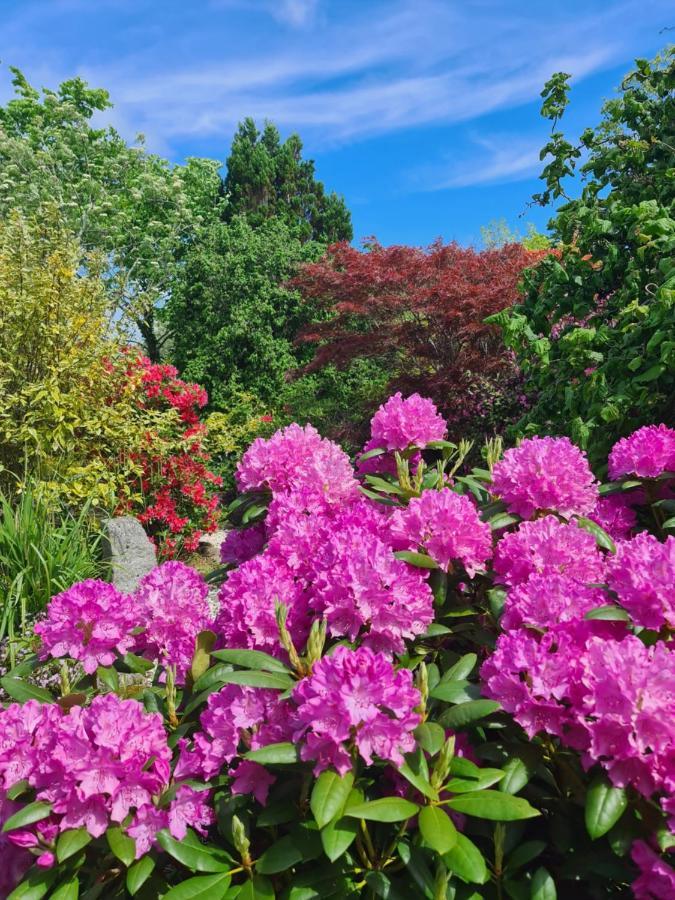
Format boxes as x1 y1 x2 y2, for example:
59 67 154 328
1 395 673 898
113 352 222 557
291 239 548 441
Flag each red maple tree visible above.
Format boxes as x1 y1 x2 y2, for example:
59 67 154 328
291 239 547 438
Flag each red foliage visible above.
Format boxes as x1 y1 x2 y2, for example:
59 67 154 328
292 239 547 437
114 353 222 559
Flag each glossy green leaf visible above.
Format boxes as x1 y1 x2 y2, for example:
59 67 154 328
236 876 275 900
213 670 292 690
442 653 477 682
211 649 291 673
575 517 616 553
245 742 299 765
310 770 354 829
126 856 156 895
2 800 52 833
584 605 631 622
418 805 457 854
256 835 303 874
162 873 232 899
6 866 57 900
49 877 79 900
0 677 53 704
393 550 438 569
157 830 233 872
531 866 557 899
56 828 91 863
106 826 136 866
96 666 119 692
443 833 489 884
445 791 539 821
414 722 446 756
439 700 501 729
585 776 628 839
398 760 438 801
345 797 420 823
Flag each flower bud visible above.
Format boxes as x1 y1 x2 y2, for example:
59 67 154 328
231 815 250 860
276 601 302 671
431 735 455 789
305 617 327 668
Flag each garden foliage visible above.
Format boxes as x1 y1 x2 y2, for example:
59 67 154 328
1 394 673 898
491 49 675 465
291 239 547 441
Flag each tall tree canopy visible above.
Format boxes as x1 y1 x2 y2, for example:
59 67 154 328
224 118 352 243
0 67 223 359
291 240 546 438
492 48 675 464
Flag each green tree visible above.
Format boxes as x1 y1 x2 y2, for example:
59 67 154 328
0 67 222 359
491 48 675 465
165 215 322 409
224 118 352 243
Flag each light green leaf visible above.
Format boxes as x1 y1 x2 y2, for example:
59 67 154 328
126 856 155 895
418 805 457 854
445 791 539 821
245 742 299 765
56 828 91 863
310 770 354 829
162 873 232 899
585 776 628 839
443 833 489 884
345 797 420 823
2 800 52 833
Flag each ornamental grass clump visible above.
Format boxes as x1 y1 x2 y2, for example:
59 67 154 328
1 395 673 898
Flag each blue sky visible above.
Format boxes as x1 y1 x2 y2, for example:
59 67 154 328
1 0 672 246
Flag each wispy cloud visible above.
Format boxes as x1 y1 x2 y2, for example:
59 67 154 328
1 0 671 155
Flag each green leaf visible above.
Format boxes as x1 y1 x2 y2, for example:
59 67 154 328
245 742 299 765
439 700 501 729
489 513 519 530
256 835 303 874
345 797 420 823
211 649 291 673
157 830 233 872
119 652 155 674
0 677 53 704
504 841 546 874
214 670 293 690
236 876 275 900
398 761 438 801
310 770 354 829
445 767 505 793
575 517 616 553
418 805 457 854
443 833 489 884
48 877 79 900
358 446 387 462
2 800 52 832
393 550 438 569
6 780 30 801
163 873 232 899
443 653 477 682
414 722 446 756
320 814 359 863
364 871 408 899
430 680 480 704
531 867 557 899
191 664 235 697
585 776 628 839
6 866 58 900
445 791 539 821
56 828 91 862
96 666 119 692
106 826 136 866
584 605 631 622
127 856 156 895
190 630 217 685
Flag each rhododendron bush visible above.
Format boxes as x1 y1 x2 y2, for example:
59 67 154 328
1 396 674 898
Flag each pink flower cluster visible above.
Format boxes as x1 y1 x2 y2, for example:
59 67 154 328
631 841 675 899
589 494 637 541
0 695 212 864
607 533 675 630
491 435 598 519
292 646 420 775
608 424 675 480
220 523 267 566
177 685 293 805
390 488 491 575
358 392 446 474
37 563 213 683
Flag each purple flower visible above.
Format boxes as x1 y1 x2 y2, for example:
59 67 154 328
500 573 609 631
631 841 675 899
608 424 675 481
493 516 604 587
588 495 637 542
313 528 434 653
35 580 137 674
134 562 212 683
491 436 598 519
220 524 266 566
293 645 420 775
390 488 492 575
368 392 447 452
214 550 311 659
607 533 675 629
0 793 32 897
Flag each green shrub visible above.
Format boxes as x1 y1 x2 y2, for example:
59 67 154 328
0 486 102 664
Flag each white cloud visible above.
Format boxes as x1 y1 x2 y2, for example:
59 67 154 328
1 0 671 154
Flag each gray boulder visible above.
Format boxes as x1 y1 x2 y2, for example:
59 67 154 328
103 516 157 593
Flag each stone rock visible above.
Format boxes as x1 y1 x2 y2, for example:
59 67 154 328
198 529 228 566
103 516 157 593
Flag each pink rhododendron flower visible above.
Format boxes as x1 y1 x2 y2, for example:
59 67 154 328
369 392 447 451
135 562 212 682
390 487 491 575
481 625 593 750
491 436 598 519
493 516 604 587
313 528 434 653
220 523 267 566
35 580 136 674
580 637 675 797
608 424 675 481
500 573 609 631
0 794 32 897
230 760 276 805
293 645 420 775
589 494 637 541
631 841 675 899
215 550 311 658
607 533 675 629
